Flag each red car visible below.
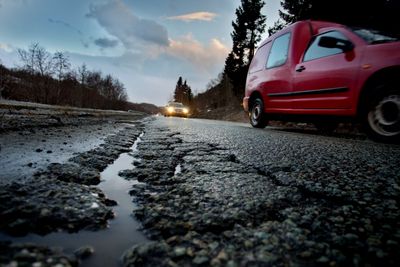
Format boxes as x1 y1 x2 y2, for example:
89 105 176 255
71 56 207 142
243 20 400 142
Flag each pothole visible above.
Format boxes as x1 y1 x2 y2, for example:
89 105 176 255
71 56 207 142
0 132 149 266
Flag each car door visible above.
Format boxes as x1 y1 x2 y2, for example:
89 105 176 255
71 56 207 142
292 30 361 110
262 32 293 110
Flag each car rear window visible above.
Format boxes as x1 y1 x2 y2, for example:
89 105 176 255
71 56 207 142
249 42 271 73
266 32 291 69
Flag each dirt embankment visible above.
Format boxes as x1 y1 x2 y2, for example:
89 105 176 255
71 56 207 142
193 105 248 123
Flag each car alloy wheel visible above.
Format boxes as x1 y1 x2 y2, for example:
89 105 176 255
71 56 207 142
250 98 267 128
367 93 400 141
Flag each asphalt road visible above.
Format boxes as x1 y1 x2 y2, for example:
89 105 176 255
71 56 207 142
122 116 400 266
1 115 399 266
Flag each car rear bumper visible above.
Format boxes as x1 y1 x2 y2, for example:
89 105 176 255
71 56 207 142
243 97 249 112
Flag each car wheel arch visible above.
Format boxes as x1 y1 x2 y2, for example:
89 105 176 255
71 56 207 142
357 66 400 118
249 91 265 111
357 66 400 142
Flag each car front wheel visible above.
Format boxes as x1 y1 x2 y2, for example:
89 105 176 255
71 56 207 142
364 88 400 143
250 98 267 128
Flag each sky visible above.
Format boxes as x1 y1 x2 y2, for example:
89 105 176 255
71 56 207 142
0 0 281 106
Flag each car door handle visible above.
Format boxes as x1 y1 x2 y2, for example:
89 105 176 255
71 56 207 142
296 66 306 72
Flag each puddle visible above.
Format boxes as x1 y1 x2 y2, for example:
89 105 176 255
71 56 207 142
0 133 148 267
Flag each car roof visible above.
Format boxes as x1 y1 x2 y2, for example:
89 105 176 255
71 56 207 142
259 20 344 47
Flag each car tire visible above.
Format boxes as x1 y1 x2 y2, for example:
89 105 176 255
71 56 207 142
363 84 400 143
250 98 267 128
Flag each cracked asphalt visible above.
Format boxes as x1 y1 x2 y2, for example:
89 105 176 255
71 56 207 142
1 115 399 267
123 117 400 267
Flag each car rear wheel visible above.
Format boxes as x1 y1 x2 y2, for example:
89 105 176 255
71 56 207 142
364 87 400 143
250 98 267 128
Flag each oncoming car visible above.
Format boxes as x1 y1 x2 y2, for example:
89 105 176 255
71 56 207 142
244 20 400 143
164 102 190 118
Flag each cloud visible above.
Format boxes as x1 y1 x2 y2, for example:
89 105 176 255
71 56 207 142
0 43 13 53
94 37 119 49
87 0 169 49
167 12 218 22
48 18 89 48
166 34 229 72
48 18 83 35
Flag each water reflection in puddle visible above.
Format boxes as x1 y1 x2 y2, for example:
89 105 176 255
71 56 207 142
0 133 148 267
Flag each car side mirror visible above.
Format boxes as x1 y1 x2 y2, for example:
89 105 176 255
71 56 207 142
319 36 354 52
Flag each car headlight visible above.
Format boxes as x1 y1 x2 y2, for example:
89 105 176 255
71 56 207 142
167 107 174 113
183 108 189 114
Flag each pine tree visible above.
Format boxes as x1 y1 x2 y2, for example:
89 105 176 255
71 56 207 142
276 0 399 34
268 19 286 36
182 80 193 107
173 76 193 106
279 0 313 24
173 76 184 103
224 0 266 99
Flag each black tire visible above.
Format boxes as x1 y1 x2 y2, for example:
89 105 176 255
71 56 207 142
363 85 400 143
249 98 268 128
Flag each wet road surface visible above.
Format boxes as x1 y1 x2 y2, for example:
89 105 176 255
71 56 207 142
1 116 399 267
122 117 400 266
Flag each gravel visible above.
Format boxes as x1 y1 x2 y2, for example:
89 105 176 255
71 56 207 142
0 241 78 267
121 117 400 267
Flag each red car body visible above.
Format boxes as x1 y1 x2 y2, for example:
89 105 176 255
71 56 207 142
244 20 400 142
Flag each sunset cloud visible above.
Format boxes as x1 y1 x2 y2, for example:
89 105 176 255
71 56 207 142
167 12 217 22
167 34 229 72
0 43 13 53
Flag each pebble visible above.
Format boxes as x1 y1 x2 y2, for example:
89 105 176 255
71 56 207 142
74 245 95 259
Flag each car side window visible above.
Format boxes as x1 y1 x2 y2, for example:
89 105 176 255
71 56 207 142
266 33 291 69
249 42 271 73
303 31 350 61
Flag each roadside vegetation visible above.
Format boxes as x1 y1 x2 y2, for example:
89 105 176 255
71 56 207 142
0 43 158 113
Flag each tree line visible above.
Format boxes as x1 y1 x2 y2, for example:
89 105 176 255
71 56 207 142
0 43 130 110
